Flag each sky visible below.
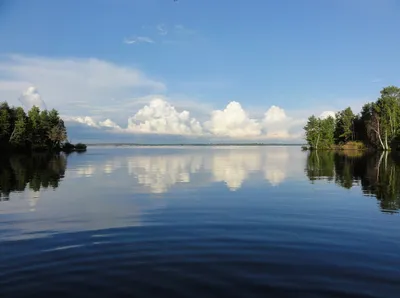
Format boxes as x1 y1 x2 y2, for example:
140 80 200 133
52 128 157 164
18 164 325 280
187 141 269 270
0 0 399 143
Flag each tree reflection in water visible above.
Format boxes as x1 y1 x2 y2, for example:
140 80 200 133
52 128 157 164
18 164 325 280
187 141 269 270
0 153 66 201
306 150 400 213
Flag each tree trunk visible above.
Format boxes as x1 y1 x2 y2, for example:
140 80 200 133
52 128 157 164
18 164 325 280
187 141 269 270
373 128 385 150
384 132 389 151
9 127 16 142
384 151 388 172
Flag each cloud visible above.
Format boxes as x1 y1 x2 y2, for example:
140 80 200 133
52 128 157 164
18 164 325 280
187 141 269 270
211 149 261 191
0 54 330 142
0 54 165 121
64 99 309 141
262 105 307 139
127 154 203 193
123 36 154 44
264 105 287 123
319 111 336 119
65 116 99 127
263 147 289 186
18 86 47 110
205 102 261 138
126 98 203 135
67 147 303 193
99 119 121 129
174 24 196 36
156 24 168 36
65 116 122 131
263 105 291 138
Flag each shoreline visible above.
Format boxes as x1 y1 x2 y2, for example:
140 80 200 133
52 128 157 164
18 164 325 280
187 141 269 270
85 143 305 147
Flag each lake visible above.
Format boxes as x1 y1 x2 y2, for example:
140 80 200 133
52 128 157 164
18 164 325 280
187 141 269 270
1 146 399 297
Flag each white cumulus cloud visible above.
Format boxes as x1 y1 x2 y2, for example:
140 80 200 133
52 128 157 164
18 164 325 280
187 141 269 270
63 100 307 141
66 116 99 127
264 105 287 123
205 101 261 138
263 105 292 139
126 98 203 135
319 111 336 119
99 119 121 129
18 86 47 110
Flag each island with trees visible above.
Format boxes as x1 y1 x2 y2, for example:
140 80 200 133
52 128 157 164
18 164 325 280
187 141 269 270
303 86 400 151
0 102 86 153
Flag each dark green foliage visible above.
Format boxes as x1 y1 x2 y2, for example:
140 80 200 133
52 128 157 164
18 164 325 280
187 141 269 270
62 142 75 152
304 86 400 151
0 102 79 152
304 115 335 150
75 143 87 151
0 154 66 200
0 102 12 146
306 151 335 182
61 142 87 153
335 107 355 143
305 151 400 213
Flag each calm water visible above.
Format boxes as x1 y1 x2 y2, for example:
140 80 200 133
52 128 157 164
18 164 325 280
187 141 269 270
1 146 399 298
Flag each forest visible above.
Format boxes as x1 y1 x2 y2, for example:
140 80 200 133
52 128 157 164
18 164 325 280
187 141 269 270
0 102 86 152
304 86 400 151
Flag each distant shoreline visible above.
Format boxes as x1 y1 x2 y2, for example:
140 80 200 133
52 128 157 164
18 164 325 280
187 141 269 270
86 143 305 147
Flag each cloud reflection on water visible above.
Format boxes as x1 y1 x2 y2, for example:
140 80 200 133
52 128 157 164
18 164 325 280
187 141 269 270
68 146 303 193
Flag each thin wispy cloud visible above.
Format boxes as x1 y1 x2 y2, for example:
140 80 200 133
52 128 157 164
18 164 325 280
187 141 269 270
371 78 383 83
156 24 168 36
174 24 196 35
123 36 154 44
159 24 198 45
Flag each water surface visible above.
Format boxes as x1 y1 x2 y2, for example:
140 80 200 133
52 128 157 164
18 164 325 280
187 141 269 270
1 146 399 297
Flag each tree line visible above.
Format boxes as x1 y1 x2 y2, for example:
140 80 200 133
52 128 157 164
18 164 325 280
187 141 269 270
0 102 86 152
304 86 400 150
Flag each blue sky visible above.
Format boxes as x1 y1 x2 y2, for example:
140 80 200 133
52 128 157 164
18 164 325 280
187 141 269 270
0 0 399 142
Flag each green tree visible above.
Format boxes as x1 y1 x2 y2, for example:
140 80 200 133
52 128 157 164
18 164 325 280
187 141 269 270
28 106 41 148
48 109 67 148
9 107 29 148
335 107 355 144
304 115 321 149
304 85 400 151
370 97 399 150
39 110 50 147
304 115 336 150
379 85 400 101
319 116 335 149
0 102 80 152
0 102 12 146
360 87 400 150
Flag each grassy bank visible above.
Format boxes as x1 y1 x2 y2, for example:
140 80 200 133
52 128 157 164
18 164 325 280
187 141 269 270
302 141 368 151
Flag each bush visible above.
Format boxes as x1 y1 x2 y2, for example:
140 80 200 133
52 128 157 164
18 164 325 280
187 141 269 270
340 141 366 150
62 142 75 152
75 143 87 151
